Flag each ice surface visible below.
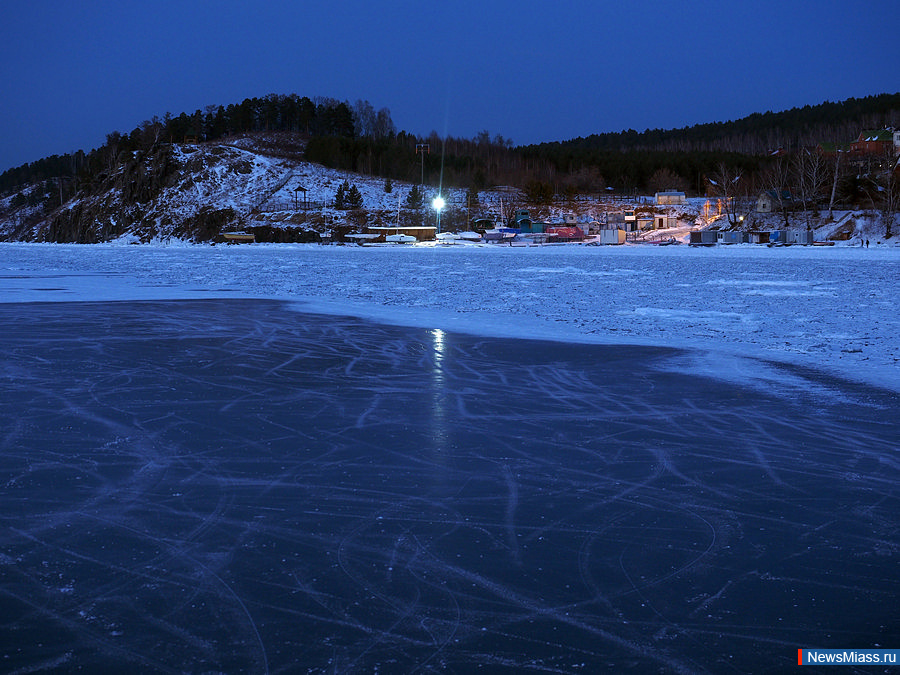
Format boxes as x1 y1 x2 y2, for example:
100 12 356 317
0 298 897 673
0 242 898 392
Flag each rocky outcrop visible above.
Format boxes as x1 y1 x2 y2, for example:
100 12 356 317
172 207 240 243
39 144 181 243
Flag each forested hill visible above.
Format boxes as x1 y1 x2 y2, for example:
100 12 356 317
2 92 898 205
525 93 900 155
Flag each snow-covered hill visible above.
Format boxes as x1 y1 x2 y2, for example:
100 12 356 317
0 134 473 243
0 132 897 246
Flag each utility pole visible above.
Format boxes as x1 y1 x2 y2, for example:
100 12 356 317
416 143 430 186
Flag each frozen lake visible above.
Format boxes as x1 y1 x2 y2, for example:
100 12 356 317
1 293 898 673
1 242 898 392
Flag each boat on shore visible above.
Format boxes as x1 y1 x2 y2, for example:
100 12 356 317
482 227 518 244
222 232 256 244
346 233 379 244
386 233 417 244
457 231 482 242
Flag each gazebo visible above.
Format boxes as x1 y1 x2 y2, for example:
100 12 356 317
293 185 308 210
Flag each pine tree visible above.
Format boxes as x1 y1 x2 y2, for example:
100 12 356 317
347 184 363 209
334 180 363 209
334 180 348 209
404 184 423 209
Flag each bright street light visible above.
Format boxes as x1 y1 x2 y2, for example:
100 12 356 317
432 195 445 234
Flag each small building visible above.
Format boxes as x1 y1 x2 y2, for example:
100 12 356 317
849 129 895 157
654 214 674 229
717 231 746 245
756 190 792 213
609 211 639 232
816 141 843 157
655 190 686 205
786 229 814 245
637 216 654 231
689 230 718 246
522 220 546 234
546 226 584 242
599 228 626 245
514 209 533 231
748 231 771 245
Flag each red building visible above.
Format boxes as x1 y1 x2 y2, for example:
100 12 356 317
848 129 896 157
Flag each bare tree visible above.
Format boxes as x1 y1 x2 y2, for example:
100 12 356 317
827 150 845 219
351 100 376 138
133 117 165 150
648 168 689 195
877 152 898 239
373 108 396 140
708 163 744 225
759 156 794 228
794 149 828 227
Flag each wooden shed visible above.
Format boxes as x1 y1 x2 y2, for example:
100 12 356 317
655 190 686 205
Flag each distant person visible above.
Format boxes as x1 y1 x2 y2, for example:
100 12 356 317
866 239 870 248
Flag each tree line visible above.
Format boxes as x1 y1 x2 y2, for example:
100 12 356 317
526 93 900 155
2 92 898 207
0 94 390 196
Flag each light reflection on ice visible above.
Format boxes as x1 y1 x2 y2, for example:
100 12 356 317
429 327 449 458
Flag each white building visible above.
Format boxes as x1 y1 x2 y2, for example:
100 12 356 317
600 228 626 245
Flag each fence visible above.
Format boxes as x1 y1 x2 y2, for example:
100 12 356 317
251 199 331 213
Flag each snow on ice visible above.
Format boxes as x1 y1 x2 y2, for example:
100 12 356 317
1 241 897 392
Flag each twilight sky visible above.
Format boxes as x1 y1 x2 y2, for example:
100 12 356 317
1 0 898 172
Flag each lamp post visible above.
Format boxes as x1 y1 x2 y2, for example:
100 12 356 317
416 143 430 186
432 195 445 234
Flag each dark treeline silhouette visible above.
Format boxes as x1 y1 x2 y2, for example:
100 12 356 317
2 93 898 200
0 94 371 196
517 93 900 195
527 93 900 155
303 129 521 189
